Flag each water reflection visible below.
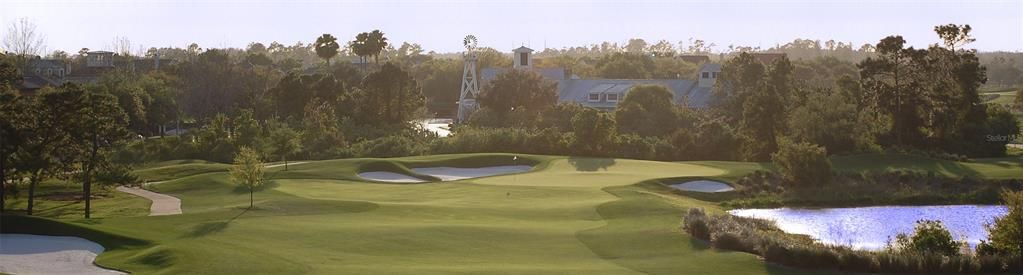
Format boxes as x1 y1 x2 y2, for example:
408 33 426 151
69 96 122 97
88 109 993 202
728 205 1008 250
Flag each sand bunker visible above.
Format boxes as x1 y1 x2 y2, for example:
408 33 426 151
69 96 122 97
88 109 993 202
669 180 735 193
357 172 426 183
0 234 125 275
412 165 533 181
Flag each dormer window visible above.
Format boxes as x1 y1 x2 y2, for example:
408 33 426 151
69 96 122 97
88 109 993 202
606 93 619 102
588 93 602 102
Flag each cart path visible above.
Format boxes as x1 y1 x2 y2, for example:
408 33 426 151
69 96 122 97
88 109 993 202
116 186 182 216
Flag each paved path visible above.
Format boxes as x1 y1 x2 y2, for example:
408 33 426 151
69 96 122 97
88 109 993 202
115 186 182 216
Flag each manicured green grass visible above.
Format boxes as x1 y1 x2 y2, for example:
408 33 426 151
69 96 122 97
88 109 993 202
133 161 231 182
7 152 1021 274
5 154 828 274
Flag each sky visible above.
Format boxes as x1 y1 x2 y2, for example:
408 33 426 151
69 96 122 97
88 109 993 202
2 0 1022 55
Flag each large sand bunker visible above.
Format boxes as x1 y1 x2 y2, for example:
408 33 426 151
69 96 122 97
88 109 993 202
669 180 735 193
412 165 533 181
357 172 427 183
0 234 125 275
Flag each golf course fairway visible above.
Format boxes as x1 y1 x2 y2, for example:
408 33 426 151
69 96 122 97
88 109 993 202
4 154 833 274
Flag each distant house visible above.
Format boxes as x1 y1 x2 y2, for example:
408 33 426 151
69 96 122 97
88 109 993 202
15 50 174 92
479 46 721 111
17 58 69 94
86 51 115 68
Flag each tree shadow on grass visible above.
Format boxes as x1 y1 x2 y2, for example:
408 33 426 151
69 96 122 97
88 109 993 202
183 208 249 238
568 157 616 172
133 247 175 268
231 180 279 194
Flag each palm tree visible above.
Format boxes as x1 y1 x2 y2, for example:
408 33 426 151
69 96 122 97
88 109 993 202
367 30 388 64
314 34 340 66
349 32 370 64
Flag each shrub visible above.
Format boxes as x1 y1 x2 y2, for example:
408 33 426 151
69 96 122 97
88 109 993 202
355 135 426 158
983 189 1023 257
838 249 879 273
771 138 832 187
892 220 964 256
711 231 751 252
683 208 711 240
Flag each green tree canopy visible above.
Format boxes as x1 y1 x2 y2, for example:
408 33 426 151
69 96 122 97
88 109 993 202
981 189 1023 257
479 69 558 114
356 63 425 125
230 146 265 208
596 53 653 79
314 33 340 66
614 84 682 137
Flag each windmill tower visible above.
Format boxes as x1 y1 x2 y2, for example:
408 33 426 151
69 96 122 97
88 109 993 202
456 35 481 123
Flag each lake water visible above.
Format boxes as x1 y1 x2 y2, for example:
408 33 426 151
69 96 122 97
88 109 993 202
728 205 1008 250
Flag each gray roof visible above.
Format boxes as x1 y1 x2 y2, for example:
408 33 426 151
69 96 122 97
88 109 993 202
28 59 65 69
557 79 713 109
513 46 534 53
699 63 721 72
480 67 566 82
681 86 715 108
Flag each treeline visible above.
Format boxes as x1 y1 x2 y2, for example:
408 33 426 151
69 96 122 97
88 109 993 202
2 25 1021 218
458 24 1019 165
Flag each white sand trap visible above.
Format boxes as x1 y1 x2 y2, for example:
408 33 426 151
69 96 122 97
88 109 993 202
0 234 125 275
412 165 533 181
669 180 735 193
357 172 426 183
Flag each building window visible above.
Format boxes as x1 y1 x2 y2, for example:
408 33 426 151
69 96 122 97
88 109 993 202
702 72 710 79
519 53 528 66
712 72 718 78
588 93 601 102
606 93 619 102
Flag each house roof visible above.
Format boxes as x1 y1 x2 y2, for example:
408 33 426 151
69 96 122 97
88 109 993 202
480 67 566 82
88 51 115 55
557 79 709 109
699 63 721 72
681 86 715 108
18 74 60 91
28 59 65 69
512 46 534 53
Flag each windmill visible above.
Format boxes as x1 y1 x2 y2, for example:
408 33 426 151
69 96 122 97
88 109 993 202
456 35 481 123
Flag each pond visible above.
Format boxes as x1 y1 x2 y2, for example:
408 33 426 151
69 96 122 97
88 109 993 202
728 205 1008 250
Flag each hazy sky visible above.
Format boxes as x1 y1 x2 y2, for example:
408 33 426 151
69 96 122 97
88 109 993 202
2 0 1022 55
